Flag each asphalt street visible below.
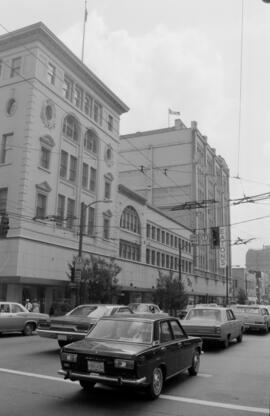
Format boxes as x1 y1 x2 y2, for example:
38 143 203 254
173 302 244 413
0 332 269 416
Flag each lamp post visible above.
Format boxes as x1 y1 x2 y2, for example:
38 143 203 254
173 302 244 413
75 199 112 305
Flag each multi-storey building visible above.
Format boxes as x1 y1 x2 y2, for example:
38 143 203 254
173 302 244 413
246 247 270 303
0 23 128 310
119 118 232 303
231 266 257 303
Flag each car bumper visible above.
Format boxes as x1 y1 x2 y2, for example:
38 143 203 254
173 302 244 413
58 369 147 386
36 329 86 341
244 323 267 331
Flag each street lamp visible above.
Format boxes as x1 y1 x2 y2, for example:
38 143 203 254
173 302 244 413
75 199 112 305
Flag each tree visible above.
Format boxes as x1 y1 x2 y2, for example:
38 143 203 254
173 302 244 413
154 270 188 316
237 287 247 304
67 255 121 304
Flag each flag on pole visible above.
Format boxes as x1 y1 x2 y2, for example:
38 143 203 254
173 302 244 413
168 108 180 116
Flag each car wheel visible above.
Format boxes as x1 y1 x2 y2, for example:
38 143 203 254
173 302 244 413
223 335 230 348
79 380 96 391
237 330 243 343
188 350 200 376
58 340 69 348
23 323 34 336
147 367 164 399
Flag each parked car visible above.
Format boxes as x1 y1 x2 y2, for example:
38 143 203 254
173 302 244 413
58 314 202 399
37 304 133 347
128 303 164 314
230 304 270 333
0 301 49 336
181 306 244 348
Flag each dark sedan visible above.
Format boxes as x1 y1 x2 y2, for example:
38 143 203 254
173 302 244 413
58 314 202 399
37 304 133 347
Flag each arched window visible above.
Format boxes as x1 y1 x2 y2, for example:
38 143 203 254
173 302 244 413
84 129 98 154
120 206 141 234
62 114 80 142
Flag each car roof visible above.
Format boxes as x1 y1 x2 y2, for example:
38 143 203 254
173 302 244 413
188 306 228 311
100 313 172 322
74 304 127 308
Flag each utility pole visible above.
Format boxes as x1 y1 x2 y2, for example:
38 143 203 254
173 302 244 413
179 243 182 281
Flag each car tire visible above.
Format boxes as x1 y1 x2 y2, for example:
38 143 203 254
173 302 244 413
188 350 200 376
223 335 230 348
237 330 243 343
58 340 69 348
147 367 164 399
79 380 96 391
23 323 34 336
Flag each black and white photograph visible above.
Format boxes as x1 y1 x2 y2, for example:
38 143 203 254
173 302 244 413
0 1 270 415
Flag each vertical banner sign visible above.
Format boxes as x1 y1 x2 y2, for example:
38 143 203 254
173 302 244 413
219 227 227 268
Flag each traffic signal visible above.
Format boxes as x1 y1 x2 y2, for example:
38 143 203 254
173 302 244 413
210 226 220 248
0 215 9 238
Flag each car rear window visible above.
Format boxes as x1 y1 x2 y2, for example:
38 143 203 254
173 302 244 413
186 309 221 321
235 307 260 314
87 319 153 343
67 305 107 318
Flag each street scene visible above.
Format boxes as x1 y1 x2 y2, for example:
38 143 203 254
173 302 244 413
1 0 270 415
0 331 269 415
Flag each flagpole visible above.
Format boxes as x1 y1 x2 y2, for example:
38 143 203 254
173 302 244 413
168 109 170 127
81 0 87 62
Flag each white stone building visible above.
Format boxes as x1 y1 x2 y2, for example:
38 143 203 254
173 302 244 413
0 23 128 311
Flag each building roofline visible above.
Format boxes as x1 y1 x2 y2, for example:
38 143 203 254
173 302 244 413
0 22 129 115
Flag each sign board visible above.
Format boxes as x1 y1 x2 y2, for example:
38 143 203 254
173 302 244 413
74 270 82 283
75 256 83 271
219 227 227 268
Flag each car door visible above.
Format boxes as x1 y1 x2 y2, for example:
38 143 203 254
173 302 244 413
0 303 12 331
169 319 192 370
226 309 239 338
10 303 27 331
159 320 182 376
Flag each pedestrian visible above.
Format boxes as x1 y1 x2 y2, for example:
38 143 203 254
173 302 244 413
32 299 40 313
25 299 33 312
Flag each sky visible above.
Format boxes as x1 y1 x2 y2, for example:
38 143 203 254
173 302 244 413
1 0 270 267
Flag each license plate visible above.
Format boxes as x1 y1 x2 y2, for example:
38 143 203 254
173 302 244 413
87 361 104 373
58 334 67 341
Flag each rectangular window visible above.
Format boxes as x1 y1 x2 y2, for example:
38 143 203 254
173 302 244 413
174 236 178 248
10 57 21 78
40 146 51 170
103 217 110 239
88 206 95 236
36 193 47 218
82 163 88 188
166 232 169 245
161 253 165 267
1 133 13 164
90 167 97 192
0 188 8 214
166 255 170 268
104 180 111 199
84 94 93 117
69 155 77 182
63 76 73 101
151 226 156 240
74 85 83 110
93 101 102 124
146 224 150 238
157 228 160 242
146 248 150 264
151 250 156 265
157 252 160 266
60 150 68 178
56 194 65 226
66 198 75 229
108 115 113 131
47 63 56 85
170 234 173 247
162 230 165 244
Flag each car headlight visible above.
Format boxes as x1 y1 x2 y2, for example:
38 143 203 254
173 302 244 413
114 359 134 369
61 352 78 362
38 320 51 328
214 326 221 334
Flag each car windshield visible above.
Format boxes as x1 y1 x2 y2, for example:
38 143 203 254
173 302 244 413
186 308 221 321
67 305 109 318
86 319 153 343
235 307 260 314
